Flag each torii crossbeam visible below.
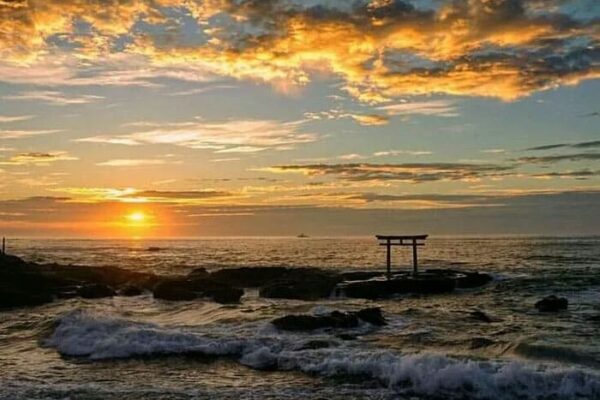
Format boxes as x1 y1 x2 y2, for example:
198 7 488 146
376 235 428 278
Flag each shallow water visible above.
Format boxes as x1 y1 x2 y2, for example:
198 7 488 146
1 237 600 399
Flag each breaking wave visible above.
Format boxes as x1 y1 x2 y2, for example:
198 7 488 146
44 311 600 400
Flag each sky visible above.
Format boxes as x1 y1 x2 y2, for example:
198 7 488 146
0 0 599 237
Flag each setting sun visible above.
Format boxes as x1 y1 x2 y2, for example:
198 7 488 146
126 211 147 223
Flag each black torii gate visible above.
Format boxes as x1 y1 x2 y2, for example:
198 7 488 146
376 234 428 278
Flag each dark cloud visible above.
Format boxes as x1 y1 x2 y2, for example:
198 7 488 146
269 162 514 183
526 140 600 151
517 152 600 163
532 169 599 179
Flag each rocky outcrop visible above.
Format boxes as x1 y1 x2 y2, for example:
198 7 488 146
535 295 568 312
152 277 243 304
259 269 342 300
272 307 387 331
340 274 456 300
77 284 116 299
209 267 289 287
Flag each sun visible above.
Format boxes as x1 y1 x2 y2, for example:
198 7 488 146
126 211 147 223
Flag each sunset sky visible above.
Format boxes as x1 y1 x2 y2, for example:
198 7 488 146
0 0 599 237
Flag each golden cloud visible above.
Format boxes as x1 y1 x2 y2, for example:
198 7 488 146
0 0 597 101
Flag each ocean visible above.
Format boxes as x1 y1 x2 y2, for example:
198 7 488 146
1 237 600 399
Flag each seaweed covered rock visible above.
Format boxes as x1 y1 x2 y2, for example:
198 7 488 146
272 307 386 331
535 295 568 312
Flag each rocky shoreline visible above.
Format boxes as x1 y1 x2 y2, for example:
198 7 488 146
1 252 494 310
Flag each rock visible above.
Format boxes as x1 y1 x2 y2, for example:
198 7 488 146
153 280 198 301
455 272 494 289
469 337 495 349
77 284 116 299
0 289 54 309
118 285 144 296
341 275 456 300
259 269 341 300
535 295 568 312
187 267 210 280
469 310 497 323
272 308 386 331
210 267 290 287
298 340 334 350
356 307 387 326
153 278 243 304
340 271 384 281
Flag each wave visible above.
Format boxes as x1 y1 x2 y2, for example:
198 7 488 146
43 311 600 400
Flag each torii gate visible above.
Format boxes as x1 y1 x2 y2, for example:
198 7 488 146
376 234 428 278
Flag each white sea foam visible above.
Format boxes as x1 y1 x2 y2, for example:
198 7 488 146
45 311 600 400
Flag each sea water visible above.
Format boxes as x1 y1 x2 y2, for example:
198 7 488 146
1 237 600 399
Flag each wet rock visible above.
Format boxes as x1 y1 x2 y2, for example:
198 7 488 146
153 280 197 301
187 267 210 280
535 295 568 312
210 267 290 287
340 271 384 281
118 285 144 297
153 277 243 304
341 275 456 300
259 269 341 300
77 283 116 299
0 289 54 309
455 272 493 289
298 340 334 350
336 333 357 341
356 307 387 326
272 308 386 331
469 337 495 349
469 310 497 323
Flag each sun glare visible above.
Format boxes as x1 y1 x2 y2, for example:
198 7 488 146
126 211 147 223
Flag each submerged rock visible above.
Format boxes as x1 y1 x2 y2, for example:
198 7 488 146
469 310 498 323
535 295 568 312
259 269 341 300
272 307 387 331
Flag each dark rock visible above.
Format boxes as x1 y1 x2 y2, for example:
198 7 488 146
535 295 568 312
152 277 243 304
298 340 334 350
0 289 54 309
341 275 455 300
118 285 144 296
340 271 384 281
77 284 116 299
456 272 494 289
259 269 341 300
272 308 386 331
469 337 495 349
153 280 198 301
210 267 290 287
469 310 497 323
336 333 357 340
187 267 210 280
356 307 387 326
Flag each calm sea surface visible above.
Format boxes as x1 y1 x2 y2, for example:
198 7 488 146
1 237 600 399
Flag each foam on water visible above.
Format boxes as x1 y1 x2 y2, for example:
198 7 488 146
44 311 600 400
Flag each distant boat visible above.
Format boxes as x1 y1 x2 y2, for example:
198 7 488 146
297 233 309 238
